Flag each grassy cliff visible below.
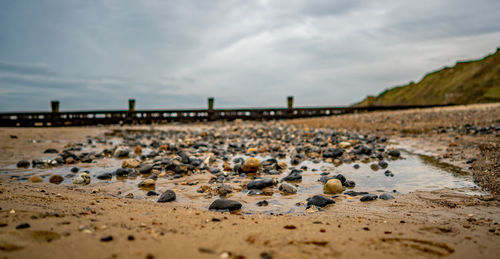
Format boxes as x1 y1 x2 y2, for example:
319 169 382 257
356 48 500 106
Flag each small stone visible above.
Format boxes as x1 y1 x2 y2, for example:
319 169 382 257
138 179 155 188
306 195 335 207
281 170 302 181
323 179 344 194
209 199 242 211
256 200 269 206
157 190 176 202
134 145 142 155
284 225 296 229
247 178 274 190
122 159 140 168
278 183 297 194
343 180 356 188
44 148 59 154
16 160 30 168
241 158 260 173
353 164 360 169
370 163 379 171
125 193 134 199
101 235 113 242
97 173 112 180
70 167 79 173
114 147 130 158
15 223 30 229
379 193 395 200
49 174 64 184
146 191 159 196
338 142 351 149
73 173 90 185
389 149 400 157
138 164 153 174
28 175 43 183
360 194 378 201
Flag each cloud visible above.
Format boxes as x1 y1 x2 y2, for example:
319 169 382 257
0 0 499 111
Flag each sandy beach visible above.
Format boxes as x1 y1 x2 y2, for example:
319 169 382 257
0 103 499 259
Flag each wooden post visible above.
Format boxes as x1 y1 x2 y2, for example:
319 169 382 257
51 100 59 113
208 97 214 112
207 97 214 120
287 96 294 110
128 99 135 112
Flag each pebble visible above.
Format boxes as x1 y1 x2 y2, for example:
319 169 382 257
323 179 344 194
282 170 302 181
146 191 159 196
16 160 30 168
138 164 153 174
101 235 113 242
73 173 90 184
15 223 30 229
360 194 378 201
278 183 297 194
247 178 274 190
28 175 43 183
122 159 140 168
138 179 155 188
49 174 64 184
379 193 395 200
157 190 176 202
306 195 335 207
241 158 260 173
256 200 269 206
97 173 112 180
43 148 59 154
70 167 79 173
389 149 401 157
344 191 368 196
209 199 242 211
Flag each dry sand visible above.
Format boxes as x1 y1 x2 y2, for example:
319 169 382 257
0 104 499 259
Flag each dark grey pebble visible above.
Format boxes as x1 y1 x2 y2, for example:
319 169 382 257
379 193 395 200
353 164 360 169
43 148 59 154
16 223 30 229
139 164 153 174
247 178 274 190
97 173 112 180
378 161 388 169
16 160 30 168
146 191 159 196
157 190 176 202
360 194 378 201
281 170 302 181
389 150 400 157
466 158 477 164
344 191 368 196
209 199 242 211
306 195 335 207
343 180 356 188
101 235 113 242
257 200 269 206
71 167 79 173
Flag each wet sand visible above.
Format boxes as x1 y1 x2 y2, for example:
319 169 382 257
0 103 499 258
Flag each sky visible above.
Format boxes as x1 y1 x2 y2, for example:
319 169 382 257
0 0 499 111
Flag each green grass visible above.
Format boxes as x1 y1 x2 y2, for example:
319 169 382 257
356 48 500 106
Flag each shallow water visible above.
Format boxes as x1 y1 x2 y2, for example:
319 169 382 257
0 150 482 214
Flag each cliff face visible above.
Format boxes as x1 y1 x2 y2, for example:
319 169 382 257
356 49 500 106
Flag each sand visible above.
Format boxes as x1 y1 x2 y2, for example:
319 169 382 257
0 103 499 259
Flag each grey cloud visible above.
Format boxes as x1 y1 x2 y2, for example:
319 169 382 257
0 0 499 111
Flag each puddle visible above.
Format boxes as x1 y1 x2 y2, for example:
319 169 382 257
0 150 481 214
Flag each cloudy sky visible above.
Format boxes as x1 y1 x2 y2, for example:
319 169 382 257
0 0 499 111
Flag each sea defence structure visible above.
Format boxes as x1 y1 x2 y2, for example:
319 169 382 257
0 97 451 127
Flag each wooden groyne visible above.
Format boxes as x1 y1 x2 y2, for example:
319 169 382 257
0 97 452 127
